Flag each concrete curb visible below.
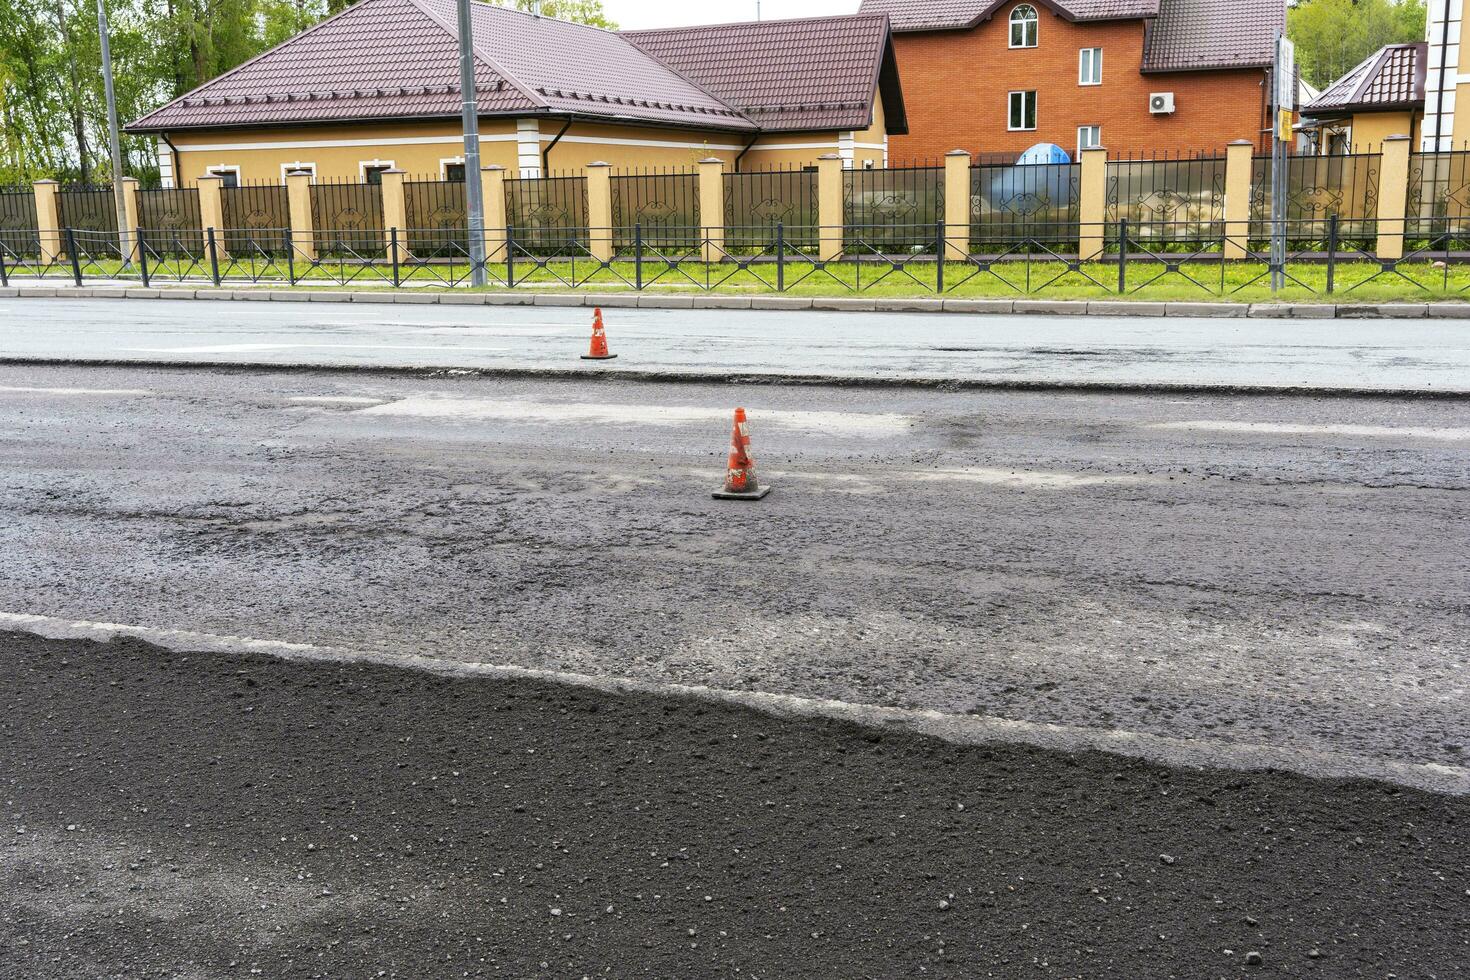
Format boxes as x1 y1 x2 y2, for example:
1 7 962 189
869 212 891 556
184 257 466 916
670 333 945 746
6 285 1470 319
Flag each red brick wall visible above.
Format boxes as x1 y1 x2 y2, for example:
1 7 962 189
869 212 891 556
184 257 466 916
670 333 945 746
887 3 1270 163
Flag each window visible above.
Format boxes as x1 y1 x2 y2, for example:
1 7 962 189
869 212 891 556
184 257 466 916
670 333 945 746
1079 47 1102 85
1008 91 1037 131
360 162 394 185
205 166 239 188
281 162 316 183
1010 4 1038 48
1077 125 1102 155
444 162 466 182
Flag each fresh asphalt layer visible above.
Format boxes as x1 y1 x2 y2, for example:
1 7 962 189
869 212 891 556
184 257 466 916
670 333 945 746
4 630 1466 979
1 365 1465 795
3 297 1470 393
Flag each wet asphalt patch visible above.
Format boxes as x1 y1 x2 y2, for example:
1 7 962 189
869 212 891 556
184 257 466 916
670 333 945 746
2 631 1466 978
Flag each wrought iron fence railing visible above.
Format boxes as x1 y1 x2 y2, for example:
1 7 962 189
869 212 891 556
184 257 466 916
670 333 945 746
5 219 1470 298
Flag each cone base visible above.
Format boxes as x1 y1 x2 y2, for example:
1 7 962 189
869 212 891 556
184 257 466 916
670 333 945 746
712 486 771 501
580 353 618 360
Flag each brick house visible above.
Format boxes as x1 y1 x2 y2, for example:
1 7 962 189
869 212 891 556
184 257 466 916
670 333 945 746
858 0 1282 160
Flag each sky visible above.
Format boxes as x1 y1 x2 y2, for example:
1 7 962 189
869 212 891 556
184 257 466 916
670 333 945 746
601 0 861 29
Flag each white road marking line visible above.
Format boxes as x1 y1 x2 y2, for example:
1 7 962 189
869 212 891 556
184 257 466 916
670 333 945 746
0 385 152 396
1 610 1462 796
357 397 912 435
908 467 1147 489
287 396 389 405
1151 420 1470 441
126 343 512 354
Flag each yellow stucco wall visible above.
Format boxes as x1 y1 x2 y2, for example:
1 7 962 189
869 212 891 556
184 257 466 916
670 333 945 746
1454 83 1470 146
1348 111 1418 153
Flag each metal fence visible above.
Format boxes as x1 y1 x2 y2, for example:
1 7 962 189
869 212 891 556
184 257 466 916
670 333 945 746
0 186 38 256
724 167 819 253
505 174 587 254
611 170 700 252
1250 152 1380 239
309 178 384 257
1406 151 1470 239
1106 154 1227 240
404 178 468 256
220 182 291 255
57 185 118 255
843 166 943 249
136 186 203 253
969 161 1081 244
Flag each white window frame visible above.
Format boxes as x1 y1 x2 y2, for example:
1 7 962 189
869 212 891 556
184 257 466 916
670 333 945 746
1080 47 1102 86
204 165 241 188
358 159 396 182
439 156 467 181
1009 4 1039 49
1008 90 1037 132
1077 125 1102 156
280 161 316 183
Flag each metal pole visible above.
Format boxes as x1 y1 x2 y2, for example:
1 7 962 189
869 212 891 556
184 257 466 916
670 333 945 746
457 0 487 287
96 0 130 268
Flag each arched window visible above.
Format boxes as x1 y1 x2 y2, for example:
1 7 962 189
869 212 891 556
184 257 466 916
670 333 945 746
1010 4 1039 48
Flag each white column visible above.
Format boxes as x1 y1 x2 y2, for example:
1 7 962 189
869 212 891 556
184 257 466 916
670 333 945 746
517 118 542 178
156 136 175 188
1424 0 1463 151
838 131 856 168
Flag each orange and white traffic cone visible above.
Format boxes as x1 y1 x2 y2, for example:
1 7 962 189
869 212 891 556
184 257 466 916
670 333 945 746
712 407 771 500
580 307 617 360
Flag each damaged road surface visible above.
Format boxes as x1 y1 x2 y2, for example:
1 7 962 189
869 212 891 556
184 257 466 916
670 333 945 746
2 631 1467 978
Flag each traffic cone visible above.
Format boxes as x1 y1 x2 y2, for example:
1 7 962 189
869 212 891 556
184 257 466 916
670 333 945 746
712 407 771 500
580 307 617 360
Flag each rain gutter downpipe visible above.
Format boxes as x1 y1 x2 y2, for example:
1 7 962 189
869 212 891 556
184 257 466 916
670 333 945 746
542 118 573 173
733 134 760 173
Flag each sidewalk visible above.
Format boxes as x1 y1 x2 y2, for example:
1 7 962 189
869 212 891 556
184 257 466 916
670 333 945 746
4 294 1468 395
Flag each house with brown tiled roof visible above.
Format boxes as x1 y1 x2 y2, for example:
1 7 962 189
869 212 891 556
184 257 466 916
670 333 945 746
126 0 906 186
1299 44 1426 155
857 0 1283 159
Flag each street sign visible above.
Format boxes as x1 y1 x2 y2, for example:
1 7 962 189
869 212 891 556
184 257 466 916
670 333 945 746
1276 36 1295 112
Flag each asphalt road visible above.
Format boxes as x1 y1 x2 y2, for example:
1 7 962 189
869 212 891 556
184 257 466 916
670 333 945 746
5 630 1466 979
3 297 1469 392
1 364 1465 794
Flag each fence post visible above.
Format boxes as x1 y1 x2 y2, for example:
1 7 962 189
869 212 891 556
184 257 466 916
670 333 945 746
585 161 613 263
1117 218 1128 293
206 227 221 285
1375 134 1412 261
943 150 971 262
0 242 8 287
776 221 785 292
481 165 508 272
390 228 401 287
136 227 149 286
1326 214 1338 293
379 168 407 268
817 153 844 263
33 179 62 264
935 218 945 292
1223 139 1254 260
118 176 140 265
196 174 227 262
505 223 515 286
65 228 82 285
285 169 315 263
1079 146 1108 261
634 222 643 289
698 157 726 263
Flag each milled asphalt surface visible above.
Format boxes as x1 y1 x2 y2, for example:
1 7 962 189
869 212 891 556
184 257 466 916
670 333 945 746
1 364 1466 794
3 297 1470 392
4 630 1467 979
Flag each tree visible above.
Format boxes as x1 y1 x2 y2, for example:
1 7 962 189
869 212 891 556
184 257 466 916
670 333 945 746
488 0 616 29
1289 0 1427 89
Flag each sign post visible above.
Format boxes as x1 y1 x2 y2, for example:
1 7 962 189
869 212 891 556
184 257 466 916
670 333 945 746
1271 34 1295 292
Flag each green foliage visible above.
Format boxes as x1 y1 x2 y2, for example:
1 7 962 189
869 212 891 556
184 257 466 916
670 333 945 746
1289 0 1427 90
0 0 614 184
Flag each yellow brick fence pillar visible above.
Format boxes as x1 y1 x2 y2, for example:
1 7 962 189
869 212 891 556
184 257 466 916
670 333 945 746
817 153 844 263
34 179 62 263
1223 140 1254 261
196 174 227 260
118 177 140 264
285 170 315 263
379 168 407 266
481 165 508 267
584 162 613 263
1078 146 1108 261
1375 134 1412 261
943 150 971 261
698 157 726 262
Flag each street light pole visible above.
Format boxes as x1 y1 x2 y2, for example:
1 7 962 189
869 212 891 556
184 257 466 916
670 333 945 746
457 0 488 287
96 0 130 267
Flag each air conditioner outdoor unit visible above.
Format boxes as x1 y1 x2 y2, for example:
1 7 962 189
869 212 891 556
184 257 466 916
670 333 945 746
1149 92 1176 114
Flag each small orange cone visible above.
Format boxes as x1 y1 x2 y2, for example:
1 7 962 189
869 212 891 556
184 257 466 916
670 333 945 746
712 407 771 500
581 307 617 360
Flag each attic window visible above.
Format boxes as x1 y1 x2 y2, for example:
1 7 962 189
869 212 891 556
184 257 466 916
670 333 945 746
1010 4 1038 49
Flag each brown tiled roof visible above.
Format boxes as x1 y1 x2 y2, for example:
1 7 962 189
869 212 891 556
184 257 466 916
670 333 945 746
129 0 775 133
1304 43 1426 115
857 0 1160 32
859 0 1278 71
624 15 904 133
